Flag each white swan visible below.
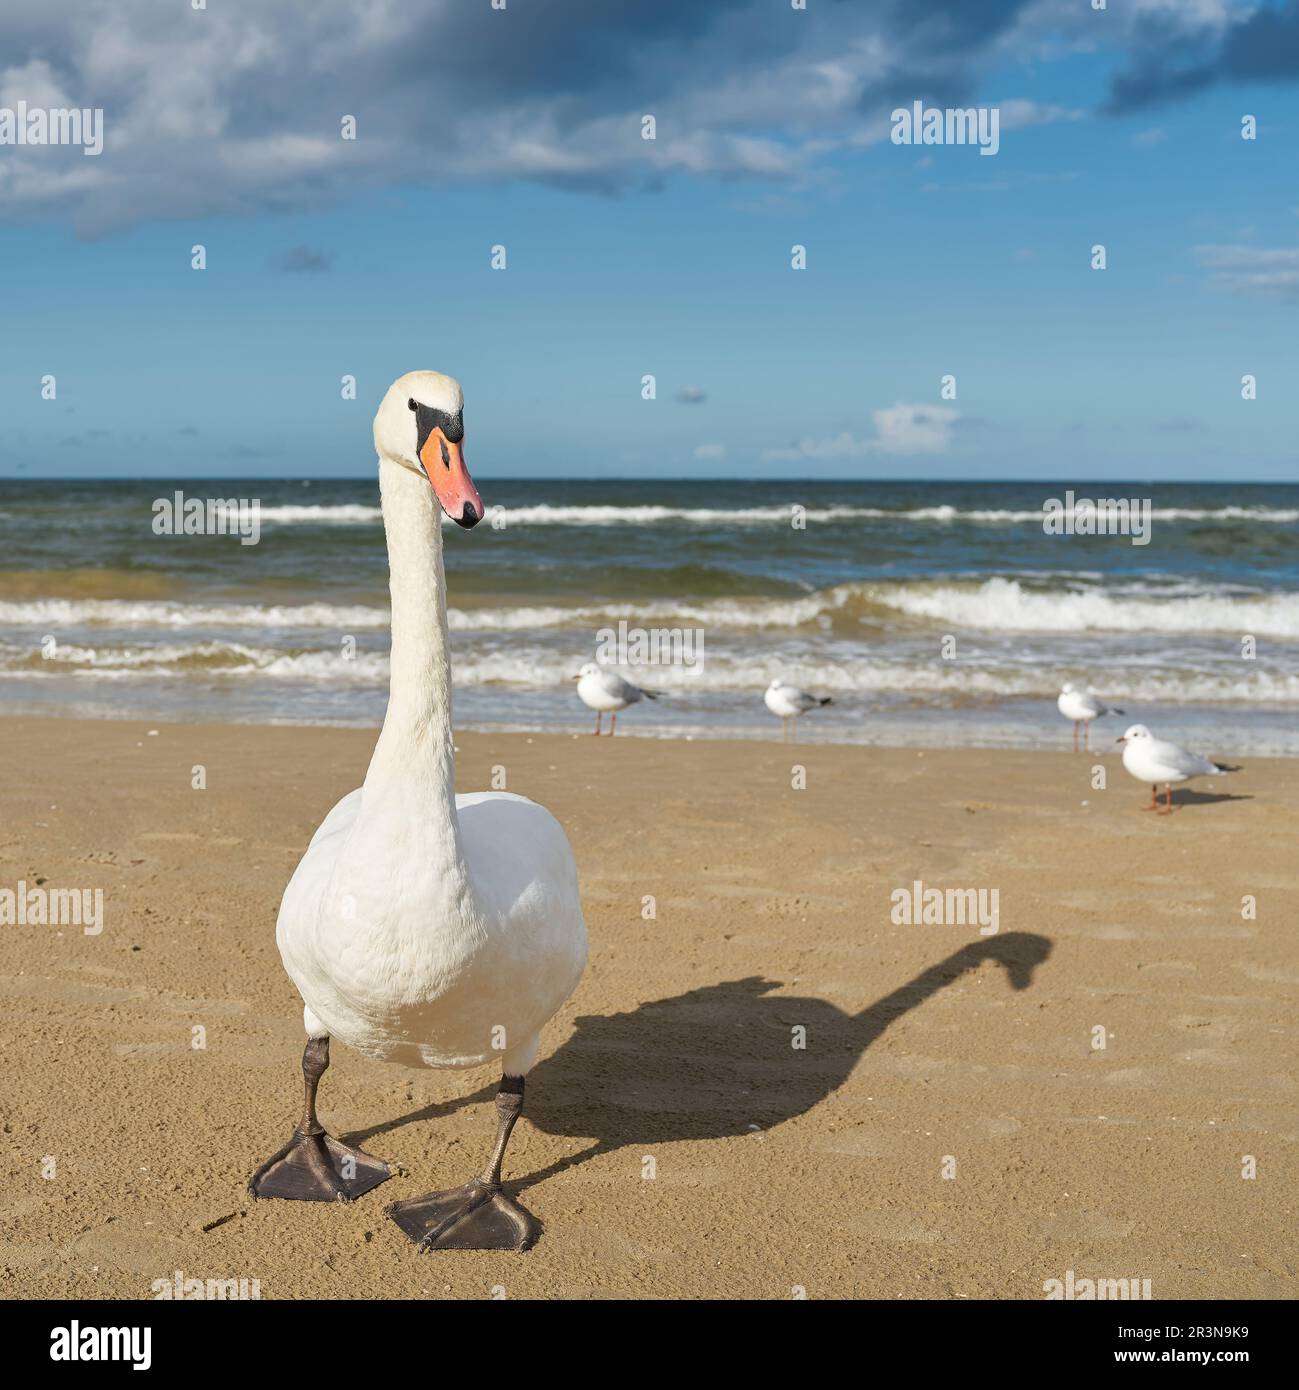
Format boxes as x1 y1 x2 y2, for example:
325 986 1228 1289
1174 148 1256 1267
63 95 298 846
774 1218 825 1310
1057 682 1124 751
249 371 587 1251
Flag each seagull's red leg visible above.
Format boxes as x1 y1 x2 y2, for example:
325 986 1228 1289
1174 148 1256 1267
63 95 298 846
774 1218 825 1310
1143 784 1158 811
1072 720 1079 752
1158 784 1173 815
592 712 601 736
1083 721 1090 752
610 712 617 736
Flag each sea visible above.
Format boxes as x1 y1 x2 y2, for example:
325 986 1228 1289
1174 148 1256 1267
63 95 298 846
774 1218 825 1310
1 478 1296 754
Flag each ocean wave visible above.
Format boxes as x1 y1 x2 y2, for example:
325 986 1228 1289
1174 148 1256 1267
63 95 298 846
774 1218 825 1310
0 593 834 634
229 501 1299 527
5 637 1299 705
860 505 1299 525
873 577 1299 639
0 597 393 630
3 578 1299 639
448 580 1299 638
240 504 383 524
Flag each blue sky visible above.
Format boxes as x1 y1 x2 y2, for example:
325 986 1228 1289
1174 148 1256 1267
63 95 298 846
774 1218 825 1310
1 0 1297 480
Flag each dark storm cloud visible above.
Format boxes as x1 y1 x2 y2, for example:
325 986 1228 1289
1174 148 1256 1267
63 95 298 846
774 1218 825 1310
0 0 1064 233
1108 1 1299 113
1 0 1291 236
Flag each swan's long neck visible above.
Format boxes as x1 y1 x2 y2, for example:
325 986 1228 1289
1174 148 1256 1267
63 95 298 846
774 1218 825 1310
361 457 466 880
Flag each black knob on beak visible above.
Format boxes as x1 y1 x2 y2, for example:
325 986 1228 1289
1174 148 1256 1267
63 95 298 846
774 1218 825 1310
455 502 480 529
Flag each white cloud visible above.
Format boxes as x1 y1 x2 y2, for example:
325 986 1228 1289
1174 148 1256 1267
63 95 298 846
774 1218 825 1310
1193 243 1299 301
995 98 1085 131
763 403 960 462
693 443 726 460
0 0 1091 235
872 402 960 454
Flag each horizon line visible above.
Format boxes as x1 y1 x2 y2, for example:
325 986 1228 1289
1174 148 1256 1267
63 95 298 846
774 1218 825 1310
1 474 1296 486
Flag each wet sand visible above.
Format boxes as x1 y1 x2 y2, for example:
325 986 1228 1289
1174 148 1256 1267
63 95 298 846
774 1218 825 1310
0 716 1295 1299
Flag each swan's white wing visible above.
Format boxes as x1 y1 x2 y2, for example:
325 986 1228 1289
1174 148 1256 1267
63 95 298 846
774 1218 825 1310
305 787 363 849
457 791 588 1055
278 790 587 1072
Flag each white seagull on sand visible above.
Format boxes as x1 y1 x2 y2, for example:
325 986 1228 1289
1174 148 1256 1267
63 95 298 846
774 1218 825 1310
1116 723 1235 814
1057 682 1124 751
574 662 658 735
764 679 832 741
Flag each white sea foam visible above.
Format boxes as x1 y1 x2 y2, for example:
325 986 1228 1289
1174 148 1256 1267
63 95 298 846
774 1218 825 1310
5 637 1299 705
3 578 1298 639
874 577 1299 639
0 598 393 630
235 501 1299 527
239 504 383 524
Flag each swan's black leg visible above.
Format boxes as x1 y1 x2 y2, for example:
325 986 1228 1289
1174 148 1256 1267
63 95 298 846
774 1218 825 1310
248 1038 391 1202
387 1075 538 1251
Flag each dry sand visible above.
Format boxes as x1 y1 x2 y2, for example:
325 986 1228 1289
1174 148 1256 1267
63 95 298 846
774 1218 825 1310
0 716 1295 1300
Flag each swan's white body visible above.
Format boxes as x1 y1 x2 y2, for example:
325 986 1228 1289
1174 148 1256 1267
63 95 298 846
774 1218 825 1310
275 372 586 1079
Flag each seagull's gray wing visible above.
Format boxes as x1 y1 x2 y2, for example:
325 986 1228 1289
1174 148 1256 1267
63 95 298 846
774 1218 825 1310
1155 740 1218 778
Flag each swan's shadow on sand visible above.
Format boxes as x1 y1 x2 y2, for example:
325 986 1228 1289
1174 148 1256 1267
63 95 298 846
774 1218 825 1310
346 932 1053 1194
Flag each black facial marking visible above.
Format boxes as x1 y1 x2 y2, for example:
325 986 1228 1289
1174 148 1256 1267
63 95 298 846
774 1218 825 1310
412 400 465 459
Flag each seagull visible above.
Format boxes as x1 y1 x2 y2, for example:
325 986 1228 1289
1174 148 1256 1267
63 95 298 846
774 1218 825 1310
1116 723 1235 814
574 662 658 735
1057 682 1124 751
764 679 832 742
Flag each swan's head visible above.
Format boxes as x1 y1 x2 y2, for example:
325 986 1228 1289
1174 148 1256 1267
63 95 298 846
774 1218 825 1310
373 370 484 528
1116 723 1151 744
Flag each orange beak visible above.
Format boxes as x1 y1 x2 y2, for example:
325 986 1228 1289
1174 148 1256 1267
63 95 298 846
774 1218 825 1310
420 429 484 529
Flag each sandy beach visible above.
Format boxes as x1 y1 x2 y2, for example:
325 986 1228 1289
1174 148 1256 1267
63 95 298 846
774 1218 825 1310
1 716 1295 1300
